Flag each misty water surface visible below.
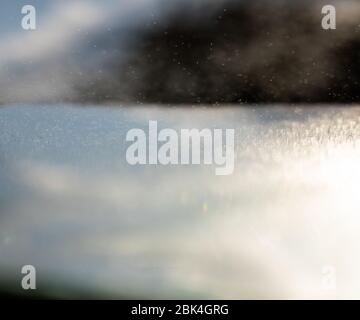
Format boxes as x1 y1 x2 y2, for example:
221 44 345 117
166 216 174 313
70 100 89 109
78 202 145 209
1 104 360 299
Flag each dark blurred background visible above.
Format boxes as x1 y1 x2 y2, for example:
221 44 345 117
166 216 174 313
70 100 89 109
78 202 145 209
0 0 360 104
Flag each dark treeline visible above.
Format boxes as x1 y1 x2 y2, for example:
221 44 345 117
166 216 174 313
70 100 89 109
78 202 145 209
76 0 360 104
